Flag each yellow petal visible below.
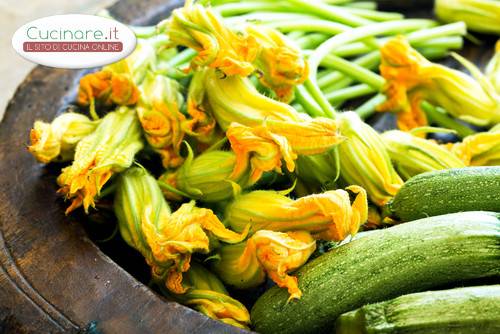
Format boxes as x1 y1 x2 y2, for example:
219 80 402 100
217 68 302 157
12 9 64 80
164 3 258 76
246 25 308 102
227 122 297 184
447 129 500 166
251 230 316 300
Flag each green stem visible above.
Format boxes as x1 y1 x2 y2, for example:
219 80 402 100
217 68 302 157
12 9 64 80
157 180 193 198
319 54 385 89
325 84 376 104
421 101 476 138
166 48 197 67
343 1 376 10
288 0 374 26
263 18 351 34
355 93 386 119
295 85 326 117
319 51 380 89
340 7 404 21
293 33 329 49
304 80 336 118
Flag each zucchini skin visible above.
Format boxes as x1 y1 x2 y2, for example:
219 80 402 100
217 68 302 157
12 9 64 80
335 285 500 334
388 167 500 221
251 212 500 334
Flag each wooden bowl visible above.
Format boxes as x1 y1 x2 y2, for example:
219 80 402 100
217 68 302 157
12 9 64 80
0 0 495 333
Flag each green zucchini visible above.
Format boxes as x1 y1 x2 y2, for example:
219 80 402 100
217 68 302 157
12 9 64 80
387 167 500 221
251 211 500 334
335 285 500 334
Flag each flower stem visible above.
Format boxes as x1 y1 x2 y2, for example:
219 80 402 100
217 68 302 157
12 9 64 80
295 85 326 117
354 94 386 119
340 7 404 22
325 84 376 104
421 101 476 138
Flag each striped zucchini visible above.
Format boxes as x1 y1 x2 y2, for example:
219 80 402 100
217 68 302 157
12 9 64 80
388 167 500 221
335 285 500 334
251 212 500 334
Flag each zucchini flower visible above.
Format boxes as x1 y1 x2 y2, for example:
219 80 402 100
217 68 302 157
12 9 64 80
381 130 466 179
378 36 500 130
159 146 250 203
137 72 186 168
183 70 219 145
77 39 158 116
57 107 143 214
445 127 500 166
338 112 403 206
28 113 97 163
225 186 367 241
212 230 316 300
201 68 302 130
114 167 248 294
167 262 251 329
435 0 500 35
160 1 258 76
295 153 339 188
226 119 343 184
486 40 500 94
246 25 308 102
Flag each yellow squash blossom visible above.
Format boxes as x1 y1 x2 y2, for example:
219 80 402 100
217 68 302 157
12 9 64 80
226 119 343 184
486 40 500 94
435 0 500 35
159 146 251 203
246 24 308 102
57 107 143 214
226 122 296 184
137 72 186 168
77 65 139 117
445 126 500 166
114 167 248 294
225 186 367 241
28 113 97 163
212 230 316 300
338 112 403 206
378 36 500 130
77 39 158 117
295 153 339 188
167 262 251 329
160 1 258 76
381 129 466 179
183 70 220 145
198 68 302 130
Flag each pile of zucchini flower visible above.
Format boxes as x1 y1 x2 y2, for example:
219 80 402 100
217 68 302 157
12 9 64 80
25 0 500 329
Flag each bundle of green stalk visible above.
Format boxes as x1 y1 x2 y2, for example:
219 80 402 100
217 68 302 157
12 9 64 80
26 0 500 329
